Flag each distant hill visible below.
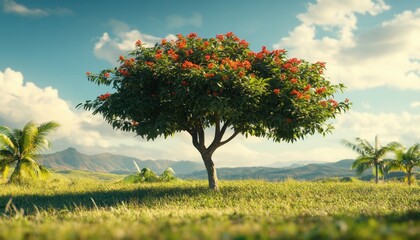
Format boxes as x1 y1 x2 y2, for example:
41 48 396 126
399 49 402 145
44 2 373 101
39 147 204 175
180 159 364 181
39 149 412 182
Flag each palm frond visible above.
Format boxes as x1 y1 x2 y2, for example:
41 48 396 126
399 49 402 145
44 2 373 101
0 163 10 181
33 121 60 154
0 134 16 151
352 157 373 175
0 125 12 136
342 139 367 155
38 165 53 179
21 121 38 156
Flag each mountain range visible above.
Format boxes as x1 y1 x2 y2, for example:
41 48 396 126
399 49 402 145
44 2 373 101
39 147 204 175
39 147 399 181
180 159 362 180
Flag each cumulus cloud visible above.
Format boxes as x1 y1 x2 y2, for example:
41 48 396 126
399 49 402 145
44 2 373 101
274 0 420 90
335 110 420 145
2 0 73 17
94 19 177 65
411 101 420 108
0 67 134 153
166 12 203 28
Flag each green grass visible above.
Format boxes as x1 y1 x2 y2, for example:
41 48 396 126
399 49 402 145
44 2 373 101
54 169 125 182
0 179 419 239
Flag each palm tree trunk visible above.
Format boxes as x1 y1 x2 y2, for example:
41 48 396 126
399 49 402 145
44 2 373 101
407 169 412 186
9 159 22 183
374 136 379 184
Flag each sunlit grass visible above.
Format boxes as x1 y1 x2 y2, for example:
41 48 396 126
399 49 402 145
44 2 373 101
0 179 419 239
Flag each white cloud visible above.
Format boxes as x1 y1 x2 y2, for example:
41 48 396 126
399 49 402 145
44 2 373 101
94 19 177 65
3 0 47 16
411 101 420 108
0 67 132 152
274 1 420 90
166 12 203 28
2 0 73 17
335 110 420 145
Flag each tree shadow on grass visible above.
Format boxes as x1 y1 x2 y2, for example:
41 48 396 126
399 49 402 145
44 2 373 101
0 184 212 214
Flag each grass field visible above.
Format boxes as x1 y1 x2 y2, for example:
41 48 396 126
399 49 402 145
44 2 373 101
0 178 419 239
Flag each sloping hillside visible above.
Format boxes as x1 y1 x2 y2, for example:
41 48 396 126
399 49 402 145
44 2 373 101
39 147 204 175
181 160 361 181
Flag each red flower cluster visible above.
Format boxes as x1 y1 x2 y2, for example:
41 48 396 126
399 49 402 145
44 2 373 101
304 84 311 92
329 99 338 107
291 78 298 84
239 40 249 47
145 62 155 68
291 89 309 100
98 92 111 101
273 88 280 95
131 121 139 126
319 99 338 107
119 69 129 76
135 40 142 47
104 72 110 78
315 87 326 94
182 60 201 69
221 58 251 70
205 73 215 78
283 58 302 73
167 49 179 61
177 40 187 49
86 72 91 76
185 49 194 56
124 58 135 67
316 61 326 68
272 49 286 57
187 32 197 39
254 46 270 59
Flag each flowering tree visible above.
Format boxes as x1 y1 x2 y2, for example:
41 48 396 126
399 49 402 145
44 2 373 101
79 32 350 190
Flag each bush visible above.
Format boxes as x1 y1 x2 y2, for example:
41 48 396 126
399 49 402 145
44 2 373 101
122 167 178 183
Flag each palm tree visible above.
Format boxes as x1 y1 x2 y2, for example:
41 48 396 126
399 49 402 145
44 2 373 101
342 136 401 183
386 143 420 186
0 121 59 183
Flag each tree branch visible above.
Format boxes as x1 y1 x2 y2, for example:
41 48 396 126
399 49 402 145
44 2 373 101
208 119 229 153
187 129 200 150
219 130 240 147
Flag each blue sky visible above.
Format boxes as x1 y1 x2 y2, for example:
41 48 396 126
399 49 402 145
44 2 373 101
0 0 419 167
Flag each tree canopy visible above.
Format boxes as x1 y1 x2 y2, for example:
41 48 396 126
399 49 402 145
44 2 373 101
79 32 350 190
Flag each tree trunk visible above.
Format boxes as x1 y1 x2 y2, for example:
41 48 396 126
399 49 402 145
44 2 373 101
407 170 412 186
375 163 379 184
9 159 22 183
201 152 219 191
